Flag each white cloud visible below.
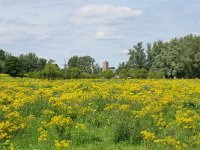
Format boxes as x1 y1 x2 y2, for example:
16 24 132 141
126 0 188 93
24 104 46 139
71 4 144 25
95 27 129 40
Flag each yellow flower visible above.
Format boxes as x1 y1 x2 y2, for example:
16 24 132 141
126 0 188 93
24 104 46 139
10 143 14 150
49 115 72 127
75 123 86 130
38 128 48 142
54 140 70 150
141 130 156 140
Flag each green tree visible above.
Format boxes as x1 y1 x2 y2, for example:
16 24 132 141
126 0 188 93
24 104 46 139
118 68 128 78
146 43 152 70
37 58 47 70
65 67 81 79
0 49 6 61
149 40 168 77
68 56 79 68
149 35 200 78
68 55 95 73
77 56 95 73
0 63 3 73
42 60 61 79
0 49 6 73
128 68 148 79
101 70 115 79
127 42 146 69
4 56 22 77
92 63 101 74
19 53 39 73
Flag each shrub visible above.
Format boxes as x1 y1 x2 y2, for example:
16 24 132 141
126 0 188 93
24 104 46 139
128 68 148 79
101 70 115 79
147 70 165 79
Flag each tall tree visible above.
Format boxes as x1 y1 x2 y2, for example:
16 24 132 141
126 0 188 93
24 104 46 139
92 63 101 74
68 56 79 68
68 55 95 73
42 60 61 79
0 49 6 73
0 49 6 61
146 43 152 70
127 42 146 69
77 56 95 73
19 53 39 73
37 58 47 71
4 56 22 77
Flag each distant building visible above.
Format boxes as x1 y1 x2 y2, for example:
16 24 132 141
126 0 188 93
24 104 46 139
102 61 109 71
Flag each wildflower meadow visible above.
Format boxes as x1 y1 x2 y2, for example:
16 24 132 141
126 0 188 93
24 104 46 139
0 76 200 149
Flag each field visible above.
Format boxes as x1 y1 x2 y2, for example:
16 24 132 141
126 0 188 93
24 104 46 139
0 76 200 150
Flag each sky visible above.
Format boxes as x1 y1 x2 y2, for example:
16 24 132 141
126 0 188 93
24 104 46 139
0 0 200 68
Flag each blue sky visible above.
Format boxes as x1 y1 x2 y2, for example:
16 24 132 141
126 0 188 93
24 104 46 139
0 0 200 68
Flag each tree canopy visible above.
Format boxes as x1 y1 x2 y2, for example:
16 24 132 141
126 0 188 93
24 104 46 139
1 34 200 79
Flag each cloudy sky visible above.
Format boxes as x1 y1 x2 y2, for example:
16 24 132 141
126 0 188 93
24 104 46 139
0 0 200 67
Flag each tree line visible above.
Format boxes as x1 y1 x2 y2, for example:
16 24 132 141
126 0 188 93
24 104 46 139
118 34 200 79
1 34 200 79
0 51 105 79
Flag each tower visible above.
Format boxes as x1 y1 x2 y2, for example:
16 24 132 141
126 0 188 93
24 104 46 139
102 61 109 71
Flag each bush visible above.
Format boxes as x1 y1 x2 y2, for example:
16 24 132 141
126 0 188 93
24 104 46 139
65 67 81 79
147 70 165 79
101 70 115 79
42 62 62 79
80 72 93 79
128 68 148 79
113 116 143 145
118 69 129 78
4 56 22 77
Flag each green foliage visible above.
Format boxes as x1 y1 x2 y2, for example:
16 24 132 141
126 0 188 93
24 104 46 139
4 56 22 77
65 67 81 79
80 72 95 79
92 63 101 74
19 53 47 74
68 56 79 68
2 34 200 79
0 73 11 77
101 70 115 79
128 68 148 79
118 68 129 78
113 120 133 143
0 49 6 61
37 58 47 71
147 70 165 79
19 53 39 73
0 62 4 73
127 42 146 69
117 34 200 79
148 35 200 78
68 56 95 73
41 60 62 79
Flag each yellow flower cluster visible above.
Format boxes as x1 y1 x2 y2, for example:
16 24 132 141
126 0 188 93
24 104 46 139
141 130 156 140
54 140 70 150
49 115 72 127
0 77 200 149
38 127 48 142
154 136 187 149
